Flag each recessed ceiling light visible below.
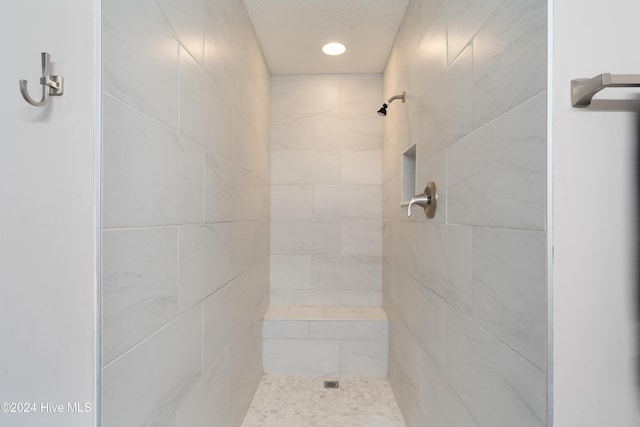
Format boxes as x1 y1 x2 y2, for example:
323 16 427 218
322 42 346 56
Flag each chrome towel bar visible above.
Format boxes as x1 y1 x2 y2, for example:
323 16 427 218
571 73 640 107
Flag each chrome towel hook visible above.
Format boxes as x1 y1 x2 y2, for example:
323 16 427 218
19 52 64 107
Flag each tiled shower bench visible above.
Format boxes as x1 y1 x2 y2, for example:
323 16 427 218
263 306 388 377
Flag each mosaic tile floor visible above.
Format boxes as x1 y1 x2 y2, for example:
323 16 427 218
241 375 407 427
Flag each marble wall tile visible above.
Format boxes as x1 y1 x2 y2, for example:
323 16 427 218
102 306 202 427
473 0 547 127
420 350 479 427
103 0 178 129
388 330 426 426
102 228 177 365
239 267 266 321
256 219 271 257
270 254 313 289
447 0 501 61
179 49 231 156
388 357 416 425
202 6 235 104
271 185 313 219
313 115 383 151
404 275 448 371
228 0 263 67
270 289 382 307
392 0 423 70
418 223 473 314
382 142 401 185
103 0 269 424
271 220 341 254
421 46 474 156
204 150 244 222
102 95 204 228
271 76 340 122
155 0 206 65
388 270 410 321
175 348 230 427
416 148 447 224
448 92 546 230
228 316 264 396
409 1 447 100
164 415 176 427
202 282 236 371
271 116 315 150
230 221 257 277
395 221 420 275
390 318 422 390
340 220 383 256
384 0 548 425
313 185 382 219
338 76 383 116
263 320 310 339
342 291 384 306
472 228 546 371
228 357 263 427
177 224 231 313
203 267 264 373
238 173 267 222
271 150 340 184
249 137 271 183
341 340 388 377
210 315 261 425
231 111 259 173
420 0 446 30
270 75 382 307
268 289 310 306
263 339 341 376
340 150 382 184
312 255 382 291
447 310 546 427
309 320 388 340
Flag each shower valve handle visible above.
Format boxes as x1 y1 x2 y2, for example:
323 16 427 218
407 182 437 218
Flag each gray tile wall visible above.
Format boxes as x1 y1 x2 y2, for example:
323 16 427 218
270 75 384 306
101 0 270 425
382 0 547 425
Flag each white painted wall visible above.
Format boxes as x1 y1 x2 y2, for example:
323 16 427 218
553 0 640 425
0 1 98 427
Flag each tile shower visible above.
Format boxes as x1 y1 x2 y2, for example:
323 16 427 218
383 0 547 425
270 75 383 307
100 0 548 426
101 0 270 425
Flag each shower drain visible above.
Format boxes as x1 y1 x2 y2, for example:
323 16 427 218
323 380 339 389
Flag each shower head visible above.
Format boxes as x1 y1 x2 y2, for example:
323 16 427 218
376 91 405 116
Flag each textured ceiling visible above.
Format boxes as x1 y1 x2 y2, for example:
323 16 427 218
243 0 409 75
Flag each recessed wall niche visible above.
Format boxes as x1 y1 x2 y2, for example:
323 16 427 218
401 143 416 204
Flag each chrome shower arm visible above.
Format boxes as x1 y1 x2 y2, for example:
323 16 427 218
386 91 405 104
377 91 406 116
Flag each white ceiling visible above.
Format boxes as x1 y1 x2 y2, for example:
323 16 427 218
243 0 410 75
